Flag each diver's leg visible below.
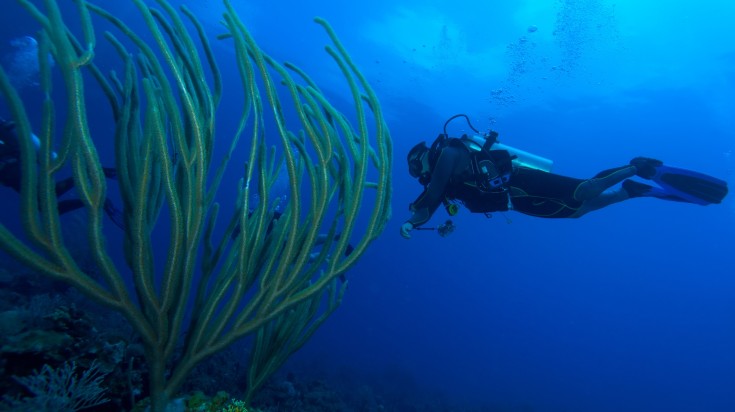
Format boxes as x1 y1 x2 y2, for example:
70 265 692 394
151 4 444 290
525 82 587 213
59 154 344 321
573 165 636 201
55 167 116 196
571 176 687 217
55 177 76 197
57 198 84 214
57 198 125 229
571 188 630 217
103 198 125 230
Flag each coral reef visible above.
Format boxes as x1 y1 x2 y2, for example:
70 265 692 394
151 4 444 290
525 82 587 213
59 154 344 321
0 1 391 410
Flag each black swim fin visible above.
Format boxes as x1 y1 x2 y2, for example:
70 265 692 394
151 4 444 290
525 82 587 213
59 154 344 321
652 164 728 205
630 157 728 205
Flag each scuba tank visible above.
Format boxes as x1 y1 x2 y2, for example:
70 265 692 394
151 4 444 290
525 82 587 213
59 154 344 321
440 114 553 172
465 135 553 172
423 114 555 221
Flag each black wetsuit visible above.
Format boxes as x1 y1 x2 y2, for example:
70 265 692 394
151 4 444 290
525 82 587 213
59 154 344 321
407 144 603 227
0 119 124 229
0 120 22 191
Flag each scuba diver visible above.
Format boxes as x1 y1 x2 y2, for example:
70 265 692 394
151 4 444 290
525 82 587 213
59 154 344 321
400 114 729 239
0 118 124 229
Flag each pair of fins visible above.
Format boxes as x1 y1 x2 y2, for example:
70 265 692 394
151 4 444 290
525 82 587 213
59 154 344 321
626 157 728 205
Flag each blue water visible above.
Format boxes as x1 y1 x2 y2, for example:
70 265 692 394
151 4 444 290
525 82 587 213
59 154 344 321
1 1 733 411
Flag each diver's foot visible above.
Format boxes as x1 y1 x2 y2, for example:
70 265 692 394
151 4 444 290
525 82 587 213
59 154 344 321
622 179 654 198
629 157 662 179
623 179 686 203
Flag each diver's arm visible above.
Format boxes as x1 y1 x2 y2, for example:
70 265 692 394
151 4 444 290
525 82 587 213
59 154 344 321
405 147 458 228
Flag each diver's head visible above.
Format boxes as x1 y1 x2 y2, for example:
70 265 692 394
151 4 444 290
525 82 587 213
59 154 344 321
407 141 429 179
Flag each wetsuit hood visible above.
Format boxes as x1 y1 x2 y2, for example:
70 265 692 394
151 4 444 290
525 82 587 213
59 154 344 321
407 141 429 178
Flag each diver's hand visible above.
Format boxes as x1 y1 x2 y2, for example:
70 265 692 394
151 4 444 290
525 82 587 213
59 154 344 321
400 222 414 239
